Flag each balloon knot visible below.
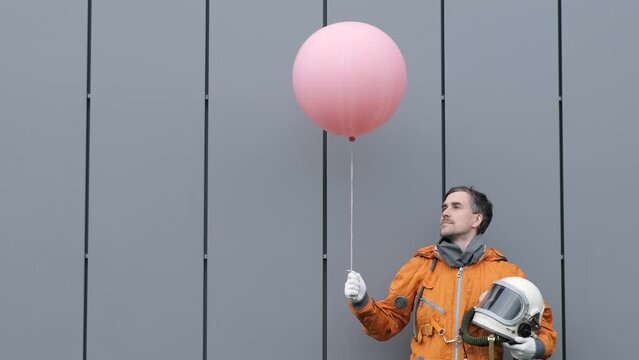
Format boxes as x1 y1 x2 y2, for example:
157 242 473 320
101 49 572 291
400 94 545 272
349 136 356 142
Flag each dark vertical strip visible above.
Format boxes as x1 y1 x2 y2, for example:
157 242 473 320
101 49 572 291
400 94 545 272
557 0 566 358
83 0 92 359
203 0 210 359
322 2 328 360
322 130 327 360
323 0 327 26
440 0 446 198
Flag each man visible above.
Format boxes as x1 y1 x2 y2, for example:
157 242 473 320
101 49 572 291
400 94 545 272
344 186 557 359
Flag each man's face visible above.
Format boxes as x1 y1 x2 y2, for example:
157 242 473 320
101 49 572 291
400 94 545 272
440 191 483 239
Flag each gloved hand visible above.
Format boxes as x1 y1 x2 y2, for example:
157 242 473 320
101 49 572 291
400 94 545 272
503 336 536 360
344 271 367 303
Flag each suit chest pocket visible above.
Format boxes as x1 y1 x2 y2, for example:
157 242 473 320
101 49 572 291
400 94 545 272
414 270 448 342
418 271 446 315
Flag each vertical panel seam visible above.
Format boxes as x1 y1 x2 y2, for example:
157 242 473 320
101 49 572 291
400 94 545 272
204 0 210 358
322 1 328 358
441 0 446 198
83 0 92 359
557 0 566 358
322 129 327 360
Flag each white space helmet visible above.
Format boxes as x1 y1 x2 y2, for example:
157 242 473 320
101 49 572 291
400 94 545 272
472 277 544 341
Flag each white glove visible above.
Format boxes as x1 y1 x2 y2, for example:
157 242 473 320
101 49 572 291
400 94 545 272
344 271 367 303
503 336 536 360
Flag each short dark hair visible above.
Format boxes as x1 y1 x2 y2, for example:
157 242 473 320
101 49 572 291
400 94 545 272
444 186 493 234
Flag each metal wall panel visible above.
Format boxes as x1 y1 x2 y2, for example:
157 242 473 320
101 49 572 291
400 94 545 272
327 1 442 359
88 1 204 359
445 1 562 358
0 2 86 359
207 0 323 358
563 0 639 358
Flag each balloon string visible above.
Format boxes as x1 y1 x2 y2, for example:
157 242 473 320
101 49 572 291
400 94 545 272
350 142 354 272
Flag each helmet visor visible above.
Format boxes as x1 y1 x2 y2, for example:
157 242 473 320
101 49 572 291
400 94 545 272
476 284 524 321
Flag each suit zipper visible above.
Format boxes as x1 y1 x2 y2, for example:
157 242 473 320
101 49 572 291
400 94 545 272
453 266 464 360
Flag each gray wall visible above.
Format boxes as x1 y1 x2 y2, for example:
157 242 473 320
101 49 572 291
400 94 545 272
445 1 563 359
327 1 441 359
1 1 86 359
1 0 637 359
208 0 323 358
87 1 204 359
563 0 639 357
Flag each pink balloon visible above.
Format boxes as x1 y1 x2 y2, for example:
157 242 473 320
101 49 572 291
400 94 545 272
293 21 407 138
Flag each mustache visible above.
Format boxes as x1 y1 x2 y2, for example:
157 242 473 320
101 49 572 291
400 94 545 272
441 220 454 225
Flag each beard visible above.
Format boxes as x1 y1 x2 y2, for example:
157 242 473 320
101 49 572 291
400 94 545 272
440 222 455 237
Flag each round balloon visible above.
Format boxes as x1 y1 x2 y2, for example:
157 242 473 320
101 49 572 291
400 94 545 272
292 21 407 138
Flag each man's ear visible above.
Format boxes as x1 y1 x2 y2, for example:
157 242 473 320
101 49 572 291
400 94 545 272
472 214 483 229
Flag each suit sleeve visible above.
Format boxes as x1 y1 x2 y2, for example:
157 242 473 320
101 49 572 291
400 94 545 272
535 300 558 359
348 256 429 341
509 265 558 359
